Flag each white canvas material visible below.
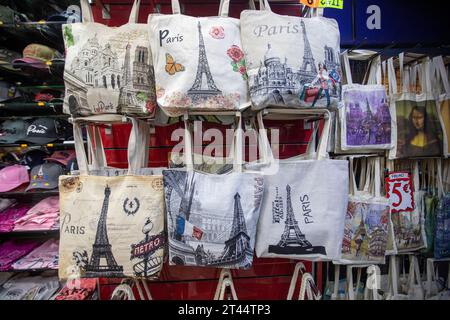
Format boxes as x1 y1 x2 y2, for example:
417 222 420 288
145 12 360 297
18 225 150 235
240 0 342 110
62 0 157 117
338 52 392 151
213 269 238 300
431 56 450 158
163 114 265 269
252 111 348 262
336 156 390 265
148 0 250 117
58 118 165 279
391 161 428 254
388 56 444 159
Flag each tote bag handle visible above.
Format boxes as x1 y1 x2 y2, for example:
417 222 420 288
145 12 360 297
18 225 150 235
287 262 307 300
80 0 141 23
387 57 398 96
341 51 353 85
299 273 322 300
366 56 383 86
213 269 238 300
432 56 450 95
172 0 231 16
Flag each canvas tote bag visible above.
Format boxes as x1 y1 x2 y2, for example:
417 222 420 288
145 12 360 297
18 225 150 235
240 0 342 110
58 118 165 279
337 156 390 265
338 52 392 151
163 114 264 269
390 161 428 254
432 56 450 158
252 110 348 261
148 0 250 117
388 55 444 159
62 0 157 117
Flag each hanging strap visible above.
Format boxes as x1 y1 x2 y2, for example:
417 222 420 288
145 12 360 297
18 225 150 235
233 113 243 173
366 56 382 85
346 266 355 300
80 0 94 23
299 273 322 300
433 56 450 95
413 161 420 192
287 262 307 300
214 269 232 300
218 0 231 17
248 0 265 10
382 60 387 86
332 264 340 300
135 280 153 300
398 52 405 93
341 51 353 85
418 58 433 94
128 0 141 23
373 157 382 198
171 0 182 14
111 283 136 300
387 58 398 95
214 269 238 300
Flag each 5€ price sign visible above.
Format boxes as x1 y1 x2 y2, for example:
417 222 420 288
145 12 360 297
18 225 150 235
386 172 414 213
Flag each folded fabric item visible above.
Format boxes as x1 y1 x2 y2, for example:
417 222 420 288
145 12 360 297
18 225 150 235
0 273 60 300
12 239 58 270
0 204 32 232
54 279 97 301
0 198 16 212
24 196 59 216
0 239 41 271
14 212 59 231
13 196 59 231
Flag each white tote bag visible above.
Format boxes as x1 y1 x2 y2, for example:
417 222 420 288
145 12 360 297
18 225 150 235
432 56 450 158
337 156 390 265
252 111 348 261
148 0 250 117
388 55 444 159
58 118 165 279
338 52 392 151
62 0 157 117
240 0 342 110
163 115 264 269
391 161 428 253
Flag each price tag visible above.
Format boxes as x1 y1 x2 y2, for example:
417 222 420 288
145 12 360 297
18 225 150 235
319 0 344 9
300 0 320 8
386 172 414 213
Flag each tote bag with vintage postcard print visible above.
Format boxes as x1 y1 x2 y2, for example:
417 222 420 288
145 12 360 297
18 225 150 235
58 119 165 279
148 0 250 117
240 0 342 110
62 0 157 117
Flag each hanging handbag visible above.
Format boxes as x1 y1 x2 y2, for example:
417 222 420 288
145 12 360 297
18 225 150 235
390 161 428 253
434 160 450 259
338 52 392 151
337 156 390 265
148 0 250 117
240 0 342 110
62 0 157 117
163 114 264 269
388 54 444 159
58 118 165 279
251 110 348 262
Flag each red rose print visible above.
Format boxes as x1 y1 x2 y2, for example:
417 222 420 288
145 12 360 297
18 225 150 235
227 45 244 62
209 26 225 39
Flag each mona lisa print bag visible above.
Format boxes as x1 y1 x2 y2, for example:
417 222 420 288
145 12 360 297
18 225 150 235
147 0 250 117
388 55 443 159
240 0 342 110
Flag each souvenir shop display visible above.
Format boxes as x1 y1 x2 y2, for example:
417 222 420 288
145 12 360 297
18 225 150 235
62 0 157 117
1 0 450 302
148 0 250 116
240 0 342 110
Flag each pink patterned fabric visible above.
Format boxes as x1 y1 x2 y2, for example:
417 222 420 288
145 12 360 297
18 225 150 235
14 197 59 231
11 239 59 270
0 204 32 232
0 239 41 271
54 279 97 300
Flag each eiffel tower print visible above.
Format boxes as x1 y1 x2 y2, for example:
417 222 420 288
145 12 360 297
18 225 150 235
268 185 326 255
208 193 253 268
187 21 222 101
298 20 317 81
85 185 124 277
